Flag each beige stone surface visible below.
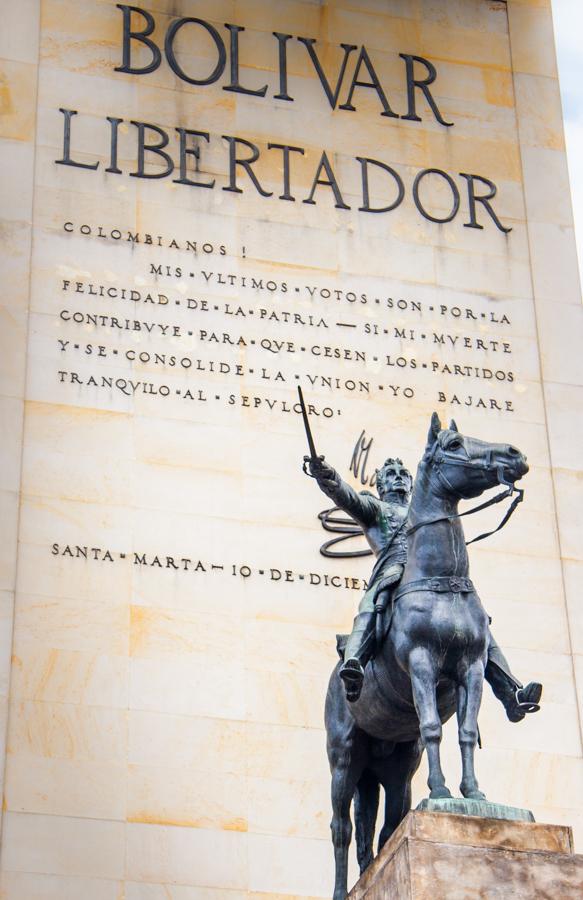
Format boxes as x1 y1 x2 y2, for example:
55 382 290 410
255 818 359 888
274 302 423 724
0 1 582 898
0 0 39 834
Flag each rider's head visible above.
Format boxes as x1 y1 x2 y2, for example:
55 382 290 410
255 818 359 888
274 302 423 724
376 458 412 503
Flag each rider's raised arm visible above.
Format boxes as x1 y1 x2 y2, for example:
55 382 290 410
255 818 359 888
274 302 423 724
306 456 378 527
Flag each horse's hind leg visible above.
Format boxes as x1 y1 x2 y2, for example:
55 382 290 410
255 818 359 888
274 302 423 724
354 769 379 874
378 739 424 850
457 659 486 800
409 647 451 800
330 754 362 900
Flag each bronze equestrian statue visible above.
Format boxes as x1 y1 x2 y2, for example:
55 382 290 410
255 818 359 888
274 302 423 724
308 453 539 720
304 413 542 900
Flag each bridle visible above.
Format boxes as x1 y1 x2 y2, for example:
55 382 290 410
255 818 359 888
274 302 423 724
407 441 525 546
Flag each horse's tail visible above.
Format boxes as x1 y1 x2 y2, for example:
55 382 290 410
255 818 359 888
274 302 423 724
353 768 379 874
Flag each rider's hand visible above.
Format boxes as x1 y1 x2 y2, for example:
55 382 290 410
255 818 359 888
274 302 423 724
304 455 338 488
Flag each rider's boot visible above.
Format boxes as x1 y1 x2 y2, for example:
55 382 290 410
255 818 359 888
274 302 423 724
339 611 375 703
485 659 542 723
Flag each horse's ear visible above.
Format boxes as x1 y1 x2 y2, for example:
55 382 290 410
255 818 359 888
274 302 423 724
449 419 458 432
427 412 441 446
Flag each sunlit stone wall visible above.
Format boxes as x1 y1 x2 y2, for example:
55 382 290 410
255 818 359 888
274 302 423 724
0 1 582 897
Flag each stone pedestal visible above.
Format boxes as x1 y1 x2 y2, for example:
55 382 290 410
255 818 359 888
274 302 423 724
348 811 583 899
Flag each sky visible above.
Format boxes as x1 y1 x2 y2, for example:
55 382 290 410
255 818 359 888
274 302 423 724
551 0 583 287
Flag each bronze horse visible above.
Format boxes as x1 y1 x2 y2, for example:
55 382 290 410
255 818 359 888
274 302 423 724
324 414 529 900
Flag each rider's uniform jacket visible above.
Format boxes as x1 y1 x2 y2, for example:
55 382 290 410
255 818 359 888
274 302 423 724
316 466 408 606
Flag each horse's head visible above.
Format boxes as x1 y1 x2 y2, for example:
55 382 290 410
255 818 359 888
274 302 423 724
423 412 529 500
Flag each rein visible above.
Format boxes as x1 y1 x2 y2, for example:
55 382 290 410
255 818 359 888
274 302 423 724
317 507 373 558
407 451 525 546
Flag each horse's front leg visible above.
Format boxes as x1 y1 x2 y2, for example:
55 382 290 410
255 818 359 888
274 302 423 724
457 659 486 800
408 647 452 800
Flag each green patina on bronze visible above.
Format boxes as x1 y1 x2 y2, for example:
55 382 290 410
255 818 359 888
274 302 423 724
417 797 535 824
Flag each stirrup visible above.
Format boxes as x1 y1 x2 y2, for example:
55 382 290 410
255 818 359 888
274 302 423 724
515 682 542 714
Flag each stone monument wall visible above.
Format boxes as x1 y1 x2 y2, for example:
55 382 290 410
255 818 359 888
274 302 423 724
0 1 582 897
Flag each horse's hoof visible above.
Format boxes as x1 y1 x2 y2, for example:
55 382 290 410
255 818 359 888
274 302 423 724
429 787 452 800
463 789 487 801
